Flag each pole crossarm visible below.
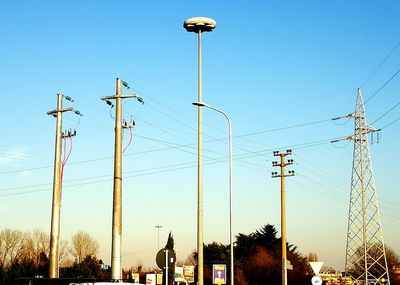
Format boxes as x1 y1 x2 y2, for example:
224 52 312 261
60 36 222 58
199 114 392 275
271 150 295 178
101 94 141 100
46 107 74 116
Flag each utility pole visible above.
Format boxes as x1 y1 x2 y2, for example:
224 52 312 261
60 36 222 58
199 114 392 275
272 150 294 285
101 78 143 281
333 89 390 285
47 93 80 278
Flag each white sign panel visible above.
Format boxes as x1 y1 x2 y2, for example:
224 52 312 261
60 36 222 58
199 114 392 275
309 261 324 275
146 273 156 285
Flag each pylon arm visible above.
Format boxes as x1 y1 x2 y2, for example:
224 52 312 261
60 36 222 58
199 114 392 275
332 113 354 121
47 107 73 116
101 94 137 100
101 94 144 104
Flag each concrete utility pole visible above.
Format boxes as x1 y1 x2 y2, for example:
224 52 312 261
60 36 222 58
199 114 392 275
101 78 143 281
272 150 294 285
47 93 77 278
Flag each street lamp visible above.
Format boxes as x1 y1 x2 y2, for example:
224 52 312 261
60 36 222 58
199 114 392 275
192 101 234 285
155 225 162 250
183 16 216 285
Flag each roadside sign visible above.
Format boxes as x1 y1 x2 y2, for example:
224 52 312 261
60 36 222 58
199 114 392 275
156 273 163 285
146 273 156 285
183 265 195 283
309 261 324 275
175 266 184 282
132 273 140 283
212 264 227 284
311 275 323 285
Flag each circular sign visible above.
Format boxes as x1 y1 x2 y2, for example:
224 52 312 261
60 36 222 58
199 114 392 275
311 275 322 285
156 248 176 269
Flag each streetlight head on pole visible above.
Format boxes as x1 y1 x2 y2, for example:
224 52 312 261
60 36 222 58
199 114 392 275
192 101 207 107
183 17 217 33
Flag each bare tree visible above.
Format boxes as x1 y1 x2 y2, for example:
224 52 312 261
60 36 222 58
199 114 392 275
0 229 28 266
24 229 49 265
184 250 197 266
59 239 71 267
71 231 99 263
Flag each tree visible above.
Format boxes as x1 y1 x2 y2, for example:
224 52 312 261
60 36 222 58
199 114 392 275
163 232 175 285
241 246 277 285
0 229 27 266
25 229 49 266
59 239 71 267
184 250 197 266
70 231 99 263
231 224 309 285
385 246 400 285
62 255 102 279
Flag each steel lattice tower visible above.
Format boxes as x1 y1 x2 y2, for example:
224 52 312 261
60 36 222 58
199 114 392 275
344 89 390 285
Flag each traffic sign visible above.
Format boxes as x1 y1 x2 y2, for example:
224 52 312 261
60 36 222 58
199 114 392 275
156 248 176 269
311 275 323 285
212 264 227 284
309 261 324 275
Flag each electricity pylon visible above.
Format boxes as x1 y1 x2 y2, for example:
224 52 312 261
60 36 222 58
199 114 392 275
335 89 390 285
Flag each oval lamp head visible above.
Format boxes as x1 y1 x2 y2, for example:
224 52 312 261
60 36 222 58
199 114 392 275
184 17 217 33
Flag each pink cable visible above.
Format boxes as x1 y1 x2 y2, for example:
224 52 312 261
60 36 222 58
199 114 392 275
60 136 73 194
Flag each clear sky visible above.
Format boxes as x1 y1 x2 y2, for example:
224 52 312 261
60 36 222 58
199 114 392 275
1 0 399 271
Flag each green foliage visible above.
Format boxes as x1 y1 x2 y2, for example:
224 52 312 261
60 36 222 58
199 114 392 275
61 255 104 279
203 224 310 285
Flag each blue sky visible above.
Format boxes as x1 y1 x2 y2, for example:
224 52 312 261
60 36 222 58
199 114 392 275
1 0 399 271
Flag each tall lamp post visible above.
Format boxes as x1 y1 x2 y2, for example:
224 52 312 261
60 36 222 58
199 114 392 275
183 17 216 285
192 102 234 285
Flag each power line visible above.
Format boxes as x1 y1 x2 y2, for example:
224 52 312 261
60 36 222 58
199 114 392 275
364 68 400 104
0 136 344 196
0 118 337 176
371 101 400 125
234 119 331 138
361 39 400 88
380 117 400 129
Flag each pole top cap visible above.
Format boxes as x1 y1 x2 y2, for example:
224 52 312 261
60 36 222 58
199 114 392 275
183 17 217 33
